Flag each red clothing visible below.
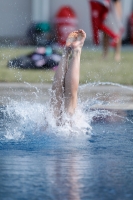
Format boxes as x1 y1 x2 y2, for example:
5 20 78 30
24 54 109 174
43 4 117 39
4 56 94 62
90 0 119 45
92 0 110 8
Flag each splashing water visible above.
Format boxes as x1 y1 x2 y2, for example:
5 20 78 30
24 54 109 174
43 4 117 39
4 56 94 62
2 100 92 140
80 81 133 92
0 81 133 141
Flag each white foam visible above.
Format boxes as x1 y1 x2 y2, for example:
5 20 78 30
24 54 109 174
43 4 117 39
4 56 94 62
3 82 133 140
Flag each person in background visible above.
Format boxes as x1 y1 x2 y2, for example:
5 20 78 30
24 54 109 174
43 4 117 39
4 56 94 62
89 0 110 45
89 0 123 61
102 0 123 61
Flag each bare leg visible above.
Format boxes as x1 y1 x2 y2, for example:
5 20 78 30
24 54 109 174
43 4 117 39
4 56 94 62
102 31 121 61
114 0 122 61
102 32 110 58
50 49 69 119
50 29 86 122
64 30 86 115
114 37 121 61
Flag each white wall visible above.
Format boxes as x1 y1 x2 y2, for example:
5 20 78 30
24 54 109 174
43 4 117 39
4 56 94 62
0 0 32 37
32 0 50 22
121 0 133 38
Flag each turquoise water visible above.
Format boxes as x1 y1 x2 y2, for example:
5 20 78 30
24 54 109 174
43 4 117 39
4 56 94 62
0 83 133 200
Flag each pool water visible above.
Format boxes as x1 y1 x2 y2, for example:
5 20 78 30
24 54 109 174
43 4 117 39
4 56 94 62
0 102 133 200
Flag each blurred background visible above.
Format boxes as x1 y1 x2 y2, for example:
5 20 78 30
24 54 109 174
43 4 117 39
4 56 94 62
0 0 132 45
0 0 133 84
